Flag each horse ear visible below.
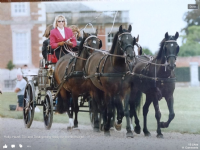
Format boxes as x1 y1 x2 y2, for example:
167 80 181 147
119 25 123 33
128 25 132 32
175 32 179 40
165 32 169 39
133 37 136 45
99 40 102 49
136 35 139 42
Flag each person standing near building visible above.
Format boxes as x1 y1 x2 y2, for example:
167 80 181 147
15 69 27 111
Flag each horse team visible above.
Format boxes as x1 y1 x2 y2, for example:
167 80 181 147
54 24 180 138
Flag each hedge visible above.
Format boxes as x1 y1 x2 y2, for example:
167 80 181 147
175 67 200 82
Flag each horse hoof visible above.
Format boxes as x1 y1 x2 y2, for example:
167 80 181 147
100 124 104 131
160 122 168 128
157 134 164 138
144 132 151 137
110 127 115 131
74 124 78 128
93 128 100 132
67 126 74 131
126 132 134 138
134 126 141 134
114 122 122 131
104 131 111 136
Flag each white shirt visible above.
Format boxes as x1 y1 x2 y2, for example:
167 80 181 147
16 78 27 95
57 27 65 39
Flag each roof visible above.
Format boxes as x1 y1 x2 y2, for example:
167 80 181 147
45 2 95 13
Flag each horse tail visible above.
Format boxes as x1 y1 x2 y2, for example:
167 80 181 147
56 91 69 114
134 90 143 115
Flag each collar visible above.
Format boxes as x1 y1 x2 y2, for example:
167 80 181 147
57 27 64 32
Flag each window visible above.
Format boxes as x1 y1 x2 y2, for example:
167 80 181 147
11 3 30 17
12 31 31 64
107 33 114 51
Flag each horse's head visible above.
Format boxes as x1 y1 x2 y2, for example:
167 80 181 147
117 25 136 71
80 30 102 57
163 32 179 70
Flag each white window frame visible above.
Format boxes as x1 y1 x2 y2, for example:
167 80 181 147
11 2 30 17
12 30 32 65
106 27 118 51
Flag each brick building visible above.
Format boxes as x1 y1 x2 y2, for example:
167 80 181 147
0 2 129 90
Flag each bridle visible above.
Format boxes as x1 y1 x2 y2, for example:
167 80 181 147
83 35 101 55
163 40 178 61
118 32 134 53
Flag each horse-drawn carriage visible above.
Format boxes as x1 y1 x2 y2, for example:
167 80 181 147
22 30 102 130
23 24 180 138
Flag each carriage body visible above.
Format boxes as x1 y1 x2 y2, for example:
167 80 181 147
23 51 93 130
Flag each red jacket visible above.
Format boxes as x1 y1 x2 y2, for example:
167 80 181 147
50 27 77 49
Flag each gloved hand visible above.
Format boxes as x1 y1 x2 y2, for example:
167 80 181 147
57 41 65 46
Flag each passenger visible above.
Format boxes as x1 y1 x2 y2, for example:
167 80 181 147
69 25 82 52
42 24 54 60
50 15 77 60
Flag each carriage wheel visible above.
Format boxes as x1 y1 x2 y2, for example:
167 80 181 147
43 90 53 130
89 100 102 131
23 81 35 128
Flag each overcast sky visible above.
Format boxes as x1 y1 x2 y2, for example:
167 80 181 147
81 0 195 53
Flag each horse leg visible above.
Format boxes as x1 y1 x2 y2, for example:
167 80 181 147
114 96 124 131
72 94 79 128
160 96 175 128
152 98 163 138
56 88 70 114
130 101 141 134
124 93 134 138
67 93 74 130
129 91 142 134
143 97 152 136
92 94 101 132
104 96 113 136
90 89 103 132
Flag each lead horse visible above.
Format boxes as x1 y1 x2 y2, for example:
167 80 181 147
84 25 137 136
54 30 102 129
127 32 179 138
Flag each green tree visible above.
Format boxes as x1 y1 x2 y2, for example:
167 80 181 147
182 1 200 36
179 26 200 56
6 60 15 80
6 60 15 71
142 47 153 55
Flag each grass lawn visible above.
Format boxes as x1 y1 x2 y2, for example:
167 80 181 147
0 87 200 134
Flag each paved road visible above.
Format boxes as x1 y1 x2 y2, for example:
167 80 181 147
0 118 200 150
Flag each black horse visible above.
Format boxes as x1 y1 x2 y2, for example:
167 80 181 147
84 25 137 136
126 32 179 138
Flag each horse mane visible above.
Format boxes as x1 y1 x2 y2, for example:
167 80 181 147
155 38 166 59
109 31 119 54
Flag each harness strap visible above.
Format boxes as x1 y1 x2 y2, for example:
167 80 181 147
131 72 176 83
84 72 126 79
